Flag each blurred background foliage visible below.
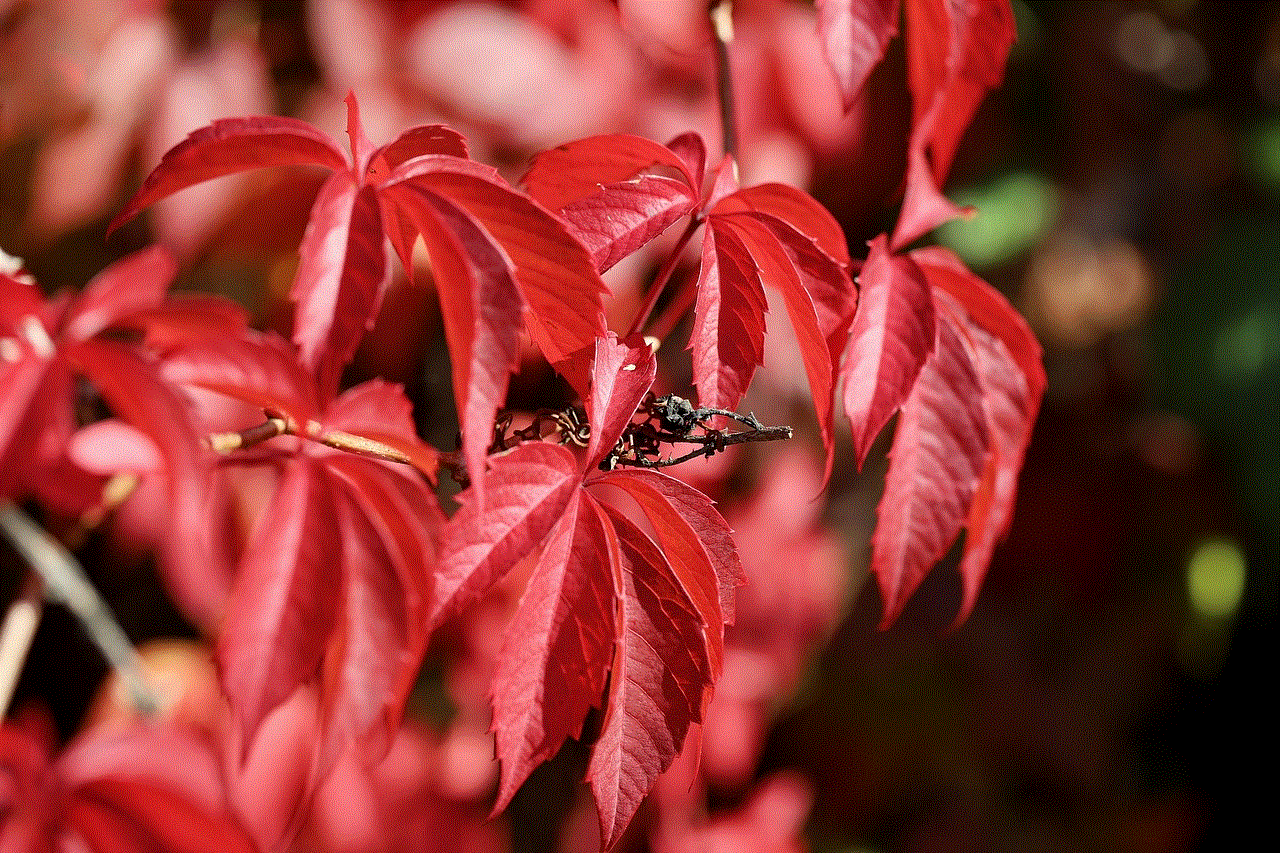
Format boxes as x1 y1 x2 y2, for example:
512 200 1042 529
1 1 1275 851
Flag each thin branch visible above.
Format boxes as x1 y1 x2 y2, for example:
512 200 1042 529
710 0 739 161
0 574 42 719
0 501 158 717
208 417 287 453
626 216 703 339
610 423 792 470
209 418 416 467
646 270 699 343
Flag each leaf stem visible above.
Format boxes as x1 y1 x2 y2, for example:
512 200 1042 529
210 419 417 468
626 216 702 339
208 417 288 453
0 502 158 717
645 271 700 343
710 0 739 161
0 573 42 719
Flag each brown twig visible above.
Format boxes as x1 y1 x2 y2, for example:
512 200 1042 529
710 0 739 161
627 216 703 339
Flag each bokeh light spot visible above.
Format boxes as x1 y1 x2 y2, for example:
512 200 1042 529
936 171 1057 269
1186 537 1246 620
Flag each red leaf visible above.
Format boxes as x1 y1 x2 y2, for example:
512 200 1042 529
562 178 698 274
59 724 254 853
324 453 441 651
120 294 249 353
428 441 581 628
591 469 736 676
721 183 852 266
891 103 969 249
68 339 214 587
714 212 840 480
318 472 419 765
292 174 388 400
691 221 768 413
160 328 321 428
588 498 712 850
912 248 1043 622
816 0 902 110
384 181 523 495
585 333 656 470
389 168 608 394
489 491 615 813
934 290 1028 624
522 134 698 212
841 234 935 466
913 246 1045 400
893 0 1015 248
905 0 1013 181
523 134 700 272
108 115 347 235
342 90 376 173
59 246 177 342
68 778 256 853
373 125 470 176
665 132 707 195
0 273 44 323
596 468 743 629
872 303 988 628
219 456 341 745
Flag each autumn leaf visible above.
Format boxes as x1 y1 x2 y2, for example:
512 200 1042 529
428 334 739 847
841 233 935 466
112 91 607 493
0 714 256 853
165 331 442 759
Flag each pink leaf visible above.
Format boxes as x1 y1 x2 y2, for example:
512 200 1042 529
429 442 581 628
60 246 177 342
219 456 341 745
292 173 387 401
489 491 614 812
108 115 347 234
872 305 988 628
68 419 161 475
690 221 768 413
816 0 902 110
588 498 712 850
585 334 656 470
840 233 935 466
